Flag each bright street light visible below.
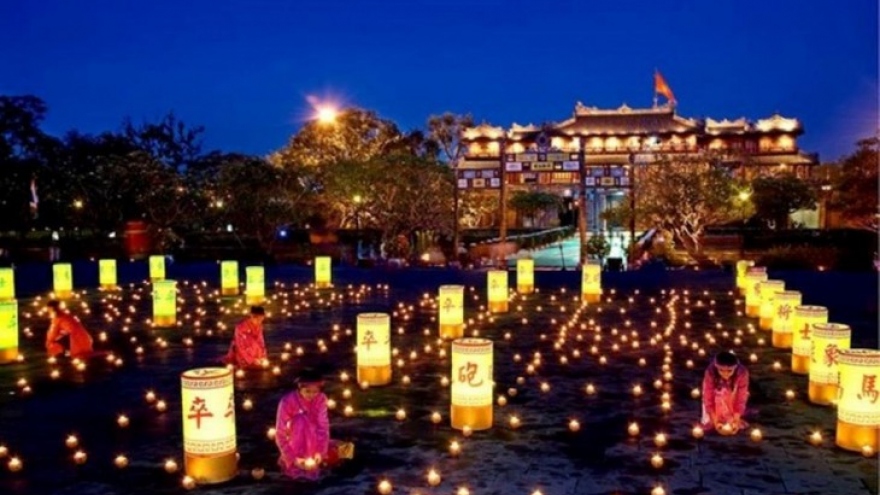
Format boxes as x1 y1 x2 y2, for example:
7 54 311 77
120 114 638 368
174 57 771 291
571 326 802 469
738 191 751 202
316 106 338 124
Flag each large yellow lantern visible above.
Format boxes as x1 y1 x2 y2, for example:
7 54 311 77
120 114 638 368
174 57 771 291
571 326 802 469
791 305 828 375
356 313 391 386
516 259 534 294
438 285 465 339
0 268 14 300
315 256 332 289
836 349 880 453
451 338 493 430
581 260 602 303
809 323 851 406
153 280 177 327
0 300 18 364
180 367 237 484
53 263 73 299
245 266 265 305
149 255 166 281
487 270 508 313
743 267 767 318
220 261 239 296
735 259 754 294
771 290 802 349
758 280 785 330
99 259 117 290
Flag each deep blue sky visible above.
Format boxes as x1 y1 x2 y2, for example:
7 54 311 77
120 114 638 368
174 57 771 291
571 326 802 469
3 0 877 161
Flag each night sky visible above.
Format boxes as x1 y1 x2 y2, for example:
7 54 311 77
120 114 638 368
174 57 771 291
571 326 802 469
3 0 877 161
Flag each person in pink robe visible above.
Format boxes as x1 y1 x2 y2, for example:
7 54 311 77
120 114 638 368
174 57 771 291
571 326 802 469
701 350 750 435
275 370 331 480
45 300 94 359
223 306 267 368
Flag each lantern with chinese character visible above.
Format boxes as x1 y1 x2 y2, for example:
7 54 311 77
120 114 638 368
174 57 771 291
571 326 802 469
771 290 802 349
487 270 508 313
53 263 73 299
181 367 237 484
315 256 331 289
245 266 264 305
581 260 602 303
149 255 166 281
0 300 18 364
220 261 239 296
516 259 534 294
99 259 117 290
451 338 493 430
836 349 880 453
356 313 391 386
0 268 14 300
735 260 754 295
809 323 851 406
743 267 767 318
791 305 828 375
758 280 785 330
153 280 177 327
439 285 465 339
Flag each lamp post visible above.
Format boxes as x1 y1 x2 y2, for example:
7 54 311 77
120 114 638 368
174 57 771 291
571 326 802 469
353 194 363 261
738 190 751 257
820 183 831 229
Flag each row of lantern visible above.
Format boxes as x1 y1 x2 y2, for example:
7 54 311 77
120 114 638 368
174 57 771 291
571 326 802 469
736 260 879 453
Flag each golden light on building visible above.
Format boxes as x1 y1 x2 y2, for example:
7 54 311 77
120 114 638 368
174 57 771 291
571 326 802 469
516 259 534 294
581 260 602 303
315 256 332 289
836 349 880 453
149 255 166 281
771 290 801 348
791 305 828 375
758 280 785 330
220 261 239 296
743 267 767 318
99 259 117 290
808 323 851 406
438 285 465 339
356 313 391 386
245 266 265 305
0 268 14 300
0 300 18 364
735 260 754 294
487 270 508 313
153 280 177 327
53 263 73 299
180 367 237 484
451 338 493 431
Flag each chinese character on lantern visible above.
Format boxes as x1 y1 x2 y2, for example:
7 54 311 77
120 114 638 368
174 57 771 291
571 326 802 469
857 375 879 404
443 298 453 314
361 330 377 350
188 397 214 428
824 344 840 367
800 323 811 341
777 304 792 320
458 362 483 387
224 392 234 418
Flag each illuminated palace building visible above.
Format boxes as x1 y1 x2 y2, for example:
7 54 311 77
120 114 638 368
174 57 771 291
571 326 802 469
458 101 818 238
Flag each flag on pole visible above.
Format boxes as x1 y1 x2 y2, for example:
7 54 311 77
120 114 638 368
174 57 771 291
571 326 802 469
654 70 676 104
29 178 39 218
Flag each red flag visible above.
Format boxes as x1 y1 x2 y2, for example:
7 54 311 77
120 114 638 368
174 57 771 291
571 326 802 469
654 71 676 103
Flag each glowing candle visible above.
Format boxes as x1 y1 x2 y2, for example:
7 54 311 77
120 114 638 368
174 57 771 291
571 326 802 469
836 349 880 453
581 260 602 304
438 285 465 339
0 268 15 300
735 259 754 294
152 280 177 327
181 367 237 484
487 270 508 313
743 267 767 318
245 266 265 305
516 258 534 294
0 300 18 364
149 255 165 281
99 259 117 290
220 261 239 296
809 323 851 406
427 468 441 486
356 313 391 386
450 338 493 431
771 290 802 349
53 263 73 299
791 305 828 375
757 280 785 331
314 256 332 289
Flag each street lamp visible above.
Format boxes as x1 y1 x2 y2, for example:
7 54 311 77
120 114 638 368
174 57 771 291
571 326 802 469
820 184 832 229
353 194 363 260
316 105 338 125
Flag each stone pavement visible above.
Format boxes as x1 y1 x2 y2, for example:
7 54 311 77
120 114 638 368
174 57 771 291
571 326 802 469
0 263 876 495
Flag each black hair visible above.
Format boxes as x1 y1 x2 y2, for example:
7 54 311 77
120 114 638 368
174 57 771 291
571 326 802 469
296 368 325 386
250 306 266 316
47 300 61 310
715 350 739 367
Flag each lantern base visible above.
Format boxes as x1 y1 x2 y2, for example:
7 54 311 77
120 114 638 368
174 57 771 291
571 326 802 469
791 354 810 375
221 288 239 297
440 324 464 340
0 347 18 364
759 317 773 330
153 315 176 328
54 290 73 300
772 331 792 349
185 450 237 484
517 284 533 294
746 305 759 318
808 381 838 406
315 282 332 289
245 296 264 305
150 277 164 282
451 404 492 431
836 421 879 452
100 284 118 291
357 365 391 386
581 293 601 304
489 301 508 313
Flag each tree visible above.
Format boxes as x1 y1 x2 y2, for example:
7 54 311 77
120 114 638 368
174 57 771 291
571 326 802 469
122 113 204 172
428 112 474 253
833 136 879 232
460 190 498 228
751 173 817 229
508 191 561 227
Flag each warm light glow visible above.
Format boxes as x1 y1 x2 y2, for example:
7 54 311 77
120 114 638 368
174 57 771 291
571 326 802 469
581 260 602 301
758 280 785 328
771 291 802 348
53 263 73 298
181 367 237 483
149 255 165 281
220 261 239 296
792 305 828 374
451 338 493 430
99 259 117 288
735 260 753 293
245 266 265 304
516 259 534 294
0 300 18 364
356 313 391 386
315 256 332 288
743 267 768 316
0 268 14 300
487 270 508 313
809 323 851 405
836 349 880 452
316 105 338 124
152 280 177 327
438 285 465 339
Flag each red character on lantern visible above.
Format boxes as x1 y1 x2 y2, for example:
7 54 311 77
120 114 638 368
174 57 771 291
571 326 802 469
188 397 214 429
458 362 483 387
858 375 879 404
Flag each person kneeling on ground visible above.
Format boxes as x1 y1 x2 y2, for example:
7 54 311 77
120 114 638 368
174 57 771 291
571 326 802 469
45 300 94 359
223 305 267 368
701 349 750 435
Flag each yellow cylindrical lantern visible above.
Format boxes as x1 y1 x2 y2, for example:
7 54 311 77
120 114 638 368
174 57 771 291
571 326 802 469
315 256 331 289
487 270 508 313
809 323 851 406
771 290 802 349
791 305 828 375
356 313 391 386
735 260 754 294
438 285 465 339
758 280 785 330
581 260 602 303
743 267 767 317
53 263 73 299
836 349 880 453
516 259 534 294
0 268 14 300
245 266 265 305
220 261 239 296
149 255 166 281
0 300 18 364
99 259 117 290
181 367 237 484
451 338 493 430
153 280 177 327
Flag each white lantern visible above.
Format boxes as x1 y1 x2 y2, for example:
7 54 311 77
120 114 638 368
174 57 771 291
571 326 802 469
245 266 265 305
581 260 602 303
357 313 391 386
809 323 851 405
153 280 177 327
836 349 880 453
771 290 802 349
451 338 493 430
438 285 465 339
220 261 239 296
735 260 754 294
53 263 73 299
0 300 18 364
743 267 767 318
516 259 534 294
99 259 117 290
791 305 828 375
149 255 166 281
181 368 237 484
757 280 785 330
487 270 508 313
0 268 14 300
315 256 332 289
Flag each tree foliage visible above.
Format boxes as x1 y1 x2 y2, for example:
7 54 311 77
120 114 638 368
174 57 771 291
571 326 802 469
751 173 816 229
508 191 561 226
833 136 879 232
